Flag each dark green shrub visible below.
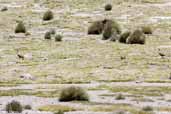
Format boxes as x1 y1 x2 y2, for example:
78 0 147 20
142 106 153 111
142 26 152 34
115 93 125 100
119 31 130 43
126 29 145 44
59 86 89 102
88 20 104 35
43 10 54 21
24 105 32 110
6 100 23 113
15 22 26 33
44 31 51 39
105 4 112 11
102 19 121 40
55 34 62 42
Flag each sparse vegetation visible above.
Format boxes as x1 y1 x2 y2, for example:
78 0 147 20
54 110 64 114
43 10 54 21
38 105 76 112
1 0 171 114
15 21 26 33
6 100 23 113
114 110 126 114
142 106 153 111
59 86 89 101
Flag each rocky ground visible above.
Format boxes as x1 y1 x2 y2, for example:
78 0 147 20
0 0 171 114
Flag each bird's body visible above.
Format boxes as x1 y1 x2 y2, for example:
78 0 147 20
17 54 24 60
16 49 24 60
158 52 165 57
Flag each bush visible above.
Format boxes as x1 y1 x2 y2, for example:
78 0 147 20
6 100 23 113
43 10 54 21
44 31 51 39
126 29 145 44
105 4 112 11
50 28 56 35
142 26 152 34
55 34 62 42
24 105 32 110
102 19 121 40
119 31 130 43
115 93 125 100
59 86 89 102
88 20 104 35
15 21 26 33
142 106 153 111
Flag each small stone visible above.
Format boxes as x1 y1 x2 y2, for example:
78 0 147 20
24 53 33 60
20 73 35 80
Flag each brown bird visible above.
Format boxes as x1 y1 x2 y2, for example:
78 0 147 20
158 49 165 58
158 52 165 58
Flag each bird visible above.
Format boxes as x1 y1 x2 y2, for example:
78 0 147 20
16 49 24 60
158 49 165 58
158 52 165 57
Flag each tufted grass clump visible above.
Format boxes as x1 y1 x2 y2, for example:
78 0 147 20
126 29 145 44
55 34 62 42
43 10 54 21
24 105 32 110
105 4 112 11
59 86 89 102
142 26 152 34
44 31 51 39
15 21 26 33
102 19 121 40
119 31 130 43
50 28 56 35
142 106 153 112
88 20 105 35
115 93 125 100
5 100 23 113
